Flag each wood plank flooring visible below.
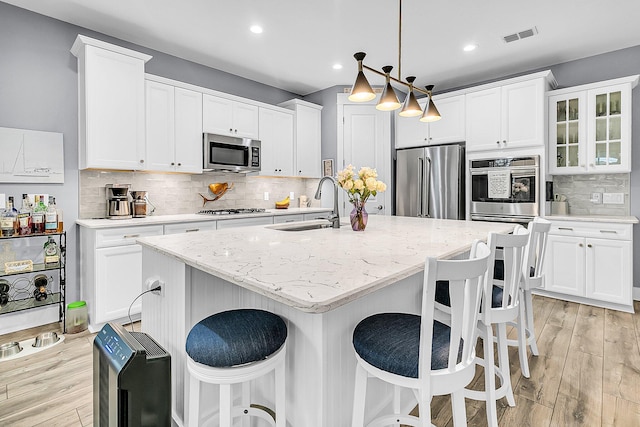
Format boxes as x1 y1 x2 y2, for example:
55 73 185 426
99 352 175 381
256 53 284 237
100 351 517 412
0 296 639 426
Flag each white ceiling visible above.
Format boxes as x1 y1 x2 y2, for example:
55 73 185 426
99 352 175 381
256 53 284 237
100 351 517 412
3 0 640 95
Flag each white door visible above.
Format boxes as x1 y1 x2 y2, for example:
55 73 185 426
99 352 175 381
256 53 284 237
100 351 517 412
586 238 631 304
95 245 143 324
544 234 585 297
174 87 203 173
341 104 391 217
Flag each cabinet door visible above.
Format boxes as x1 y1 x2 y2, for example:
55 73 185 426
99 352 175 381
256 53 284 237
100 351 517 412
174 87 203 173
273 214 304 224
216 216 273 229
295 104 322 177
259 108 294 176
586 83 631 173
145 81 175 172
428 94 466 144
395 101 430 149
501 79 545 149
544 234 585 297
163 221 216 234
465 87 501 151
548 92 587 175
202 94 234 135
232 102 260 139
586 238 631 305
83 46 146 170
94 245 143 324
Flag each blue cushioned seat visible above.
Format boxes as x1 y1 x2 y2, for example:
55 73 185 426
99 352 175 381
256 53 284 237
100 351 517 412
186 309 287 368
494 259 535 281
435 280 505 309
352 313 462 378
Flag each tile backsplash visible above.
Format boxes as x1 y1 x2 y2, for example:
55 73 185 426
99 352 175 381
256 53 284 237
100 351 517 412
552 173 629 216
79 171 322 219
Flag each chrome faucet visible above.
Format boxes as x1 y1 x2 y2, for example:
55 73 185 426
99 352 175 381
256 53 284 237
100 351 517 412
314 176 340 229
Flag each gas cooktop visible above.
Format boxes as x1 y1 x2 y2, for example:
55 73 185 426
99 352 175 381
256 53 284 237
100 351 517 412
197 208 266 216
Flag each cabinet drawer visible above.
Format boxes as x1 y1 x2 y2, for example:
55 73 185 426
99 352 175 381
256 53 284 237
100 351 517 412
273 214 304 224
550 221 631 241
163 221 217 235
95 225 164 248
303 212 331 221
216 216 273 229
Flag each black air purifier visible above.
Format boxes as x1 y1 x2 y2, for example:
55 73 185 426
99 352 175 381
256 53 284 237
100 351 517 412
93 322 171 426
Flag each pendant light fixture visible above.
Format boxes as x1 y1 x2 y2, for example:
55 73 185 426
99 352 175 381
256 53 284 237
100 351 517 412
347 0 441 122
420 85 441 122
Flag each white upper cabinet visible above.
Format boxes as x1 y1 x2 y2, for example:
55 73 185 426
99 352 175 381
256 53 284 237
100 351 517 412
71 35 151 170
202 94 259 139
259 107 294 176
395 94 465 149
548 75 638 175
279 99 323 178
466 77 547 152
146 80 202 173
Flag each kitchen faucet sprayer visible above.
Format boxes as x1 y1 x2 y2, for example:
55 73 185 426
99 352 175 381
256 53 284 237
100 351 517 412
314 176 340 229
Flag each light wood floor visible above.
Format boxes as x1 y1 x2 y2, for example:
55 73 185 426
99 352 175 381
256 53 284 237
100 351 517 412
1 296 640 426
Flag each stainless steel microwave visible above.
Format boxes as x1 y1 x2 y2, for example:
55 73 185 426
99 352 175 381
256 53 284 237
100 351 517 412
203 133 261 173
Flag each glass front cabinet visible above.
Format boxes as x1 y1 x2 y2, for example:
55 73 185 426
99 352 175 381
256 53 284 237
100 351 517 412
547 76 638 175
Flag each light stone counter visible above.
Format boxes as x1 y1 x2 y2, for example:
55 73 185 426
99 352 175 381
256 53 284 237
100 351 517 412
545 214 639 224
138 216 513 313
139 215 514 426
75 207 331 229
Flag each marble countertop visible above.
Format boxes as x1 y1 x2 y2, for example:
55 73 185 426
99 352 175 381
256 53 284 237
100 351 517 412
544 214 639 224
75 207 332 229
137 216 514 313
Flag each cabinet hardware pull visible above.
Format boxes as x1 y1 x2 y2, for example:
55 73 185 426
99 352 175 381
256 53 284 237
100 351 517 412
123 234 140 238
587 244 593 248
599 230 617 234
185 229 199 233
496 141 500 145
171 162 175 166
503 140 506 144
558 227 573 231
579 243 584 247
285 220 294 223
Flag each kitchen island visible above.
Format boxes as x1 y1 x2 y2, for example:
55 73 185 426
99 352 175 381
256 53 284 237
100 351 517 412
137 216 513 426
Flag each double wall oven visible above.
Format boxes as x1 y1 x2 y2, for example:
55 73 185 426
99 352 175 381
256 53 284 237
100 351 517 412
470 155 540 223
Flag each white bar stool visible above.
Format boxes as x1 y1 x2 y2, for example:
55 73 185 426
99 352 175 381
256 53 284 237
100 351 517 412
185 309 287 427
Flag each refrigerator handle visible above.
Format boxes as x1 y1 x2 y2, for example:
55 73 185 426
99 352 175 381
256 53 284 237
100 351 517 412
424 157 431 218
417 157 424 217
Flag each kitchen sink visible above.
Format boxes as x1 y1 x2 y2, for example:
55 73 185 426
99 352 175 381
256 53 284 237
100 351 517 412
267 220 334 232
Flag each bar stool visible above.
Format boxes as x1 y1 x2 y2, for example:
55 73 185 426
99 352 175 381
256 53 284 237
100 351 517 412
351 240 490 426
499 217 551 377
186 308 287 427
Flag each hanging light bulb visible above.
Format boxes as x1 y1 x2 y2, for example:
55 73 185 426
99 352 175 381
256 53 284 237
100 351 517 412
420 85 441 122
348 52 376 102
398 76 422 117
376 66 401 111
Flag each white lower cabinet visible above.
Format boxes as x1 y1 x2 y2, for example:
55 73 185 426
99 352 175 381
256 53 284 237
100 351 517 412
163 221 216 234
81 225 163 332
273 214 304 223
542 220 633 311
216 216 274 229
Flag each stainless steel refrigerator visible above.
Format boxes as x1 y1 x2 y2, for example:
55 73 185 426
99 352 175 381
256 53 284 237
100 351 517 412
395 144 465 219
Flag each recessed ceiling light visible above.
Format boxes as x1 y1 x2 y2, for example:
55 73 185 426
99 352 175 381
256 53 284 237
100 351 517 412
333 64 343 70
463 44 478 52
250 25 263 34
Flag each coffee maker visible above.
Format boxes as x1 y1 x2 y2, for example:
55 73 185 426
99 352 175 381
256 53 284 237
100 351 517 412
130 191 149 218
106 184 132 219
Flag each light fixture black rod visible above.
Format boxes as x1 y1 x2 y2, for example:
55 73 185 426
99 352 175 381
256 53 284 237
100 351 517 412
398 0 402 81
362 64 432 97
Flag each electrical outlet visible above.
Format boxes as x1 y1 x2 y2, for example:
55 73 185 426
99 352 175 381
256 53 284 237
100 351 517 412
145 278 164 296
590 192 602 204
603 192 624 204
289 191 295 200
264 192 269 201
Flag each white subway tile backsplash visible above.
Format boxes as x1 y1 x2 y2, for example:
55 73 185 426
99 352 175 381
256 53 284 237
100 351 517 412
552 174 629 216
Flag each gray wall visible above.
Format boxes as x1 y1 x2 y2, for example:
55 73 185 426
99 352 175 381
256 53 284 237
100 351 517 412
0 2 300 305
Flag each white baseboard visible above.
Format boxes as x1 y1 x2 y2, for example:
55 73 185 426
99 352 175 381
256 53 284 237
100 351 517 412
633 287 640 301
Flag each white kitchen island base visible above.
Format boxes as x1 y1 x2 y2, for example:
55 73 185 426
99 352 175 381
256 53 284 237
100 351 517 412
142 247 426 426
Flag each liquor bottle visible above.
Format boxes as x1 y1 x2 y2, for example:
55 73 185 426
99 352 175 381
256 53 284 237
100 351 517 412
18 194 33 235
1 197 18 237
32 195 46 234
56 203 64 233
43 236 60 267
45 196 58 233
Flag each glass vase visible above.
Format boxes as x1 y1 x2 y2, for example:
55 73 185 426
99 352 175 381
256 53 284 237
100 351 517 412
349 201 368 231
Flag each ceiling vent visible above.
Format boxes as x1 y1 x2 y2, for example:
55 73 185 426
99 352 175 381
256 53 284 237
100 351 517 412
503 26 538 43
